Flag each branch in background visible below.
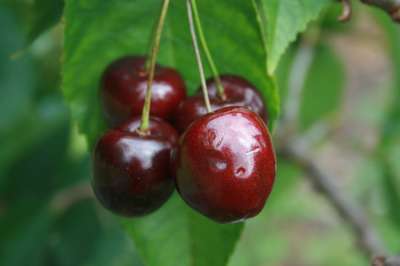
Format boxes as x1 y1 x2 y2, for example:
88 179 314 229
373 256 400 266
278 141 386 258
276 26 398 262
360 0 400 22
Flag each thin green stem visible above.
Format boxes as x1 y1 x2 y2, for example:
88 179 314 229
140 0 171 132
191 0 226 100
187 0 212 113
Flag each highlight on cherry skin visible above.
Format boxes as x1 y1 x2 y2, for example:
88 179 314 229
173 74 268 133
92 116 178 217
174 106 276 223
205 75 268 121
100 56 187 126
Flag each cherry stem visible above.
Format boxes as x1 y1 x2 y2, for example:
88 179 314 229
140 0 171 132
187 0 212 113
191 0 226 101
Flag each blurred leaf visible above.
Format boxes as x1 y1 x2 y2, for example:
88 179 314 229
50 200 142 266
51 200 102 266
0 97 68 180
0 109 69 197
0 204 54 266
63 0 280 147
0 6 35 133
381 164 400 228
2 0 64 44
299 44 345 131
259 0 331 74
121 194 243 266
275 42 297 103
121 196 191 266
188 211 243 266
319 4 352 32
27 0 64 43
375 12 400 232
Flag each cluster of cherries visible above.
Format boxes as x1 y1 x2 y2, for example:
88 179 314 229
92 55 276 223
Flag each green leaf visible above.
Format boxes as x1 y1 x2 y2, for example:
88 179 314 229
63 1 279 265
120 195 191 266
0 204 54 266
51 200 143 266
0 6 35 133
299 44 345 131
27 0 64 43
3 0 64 44
121 194 243 266
63 0 280 146
260 0 331 74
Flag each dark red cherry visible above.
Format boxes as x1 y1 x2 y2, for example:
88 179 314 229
92 117 178 217
173 95 242 133
173 75 268 133
101 56 186 126
204 75 267 121
174 107 276 223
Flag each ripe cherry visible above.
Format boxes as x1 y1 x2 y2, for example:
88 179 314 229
173 75 267 133
101 56 186 126
174 107 276 223
173 95 241 133
205 75 267 121
92 116 178 217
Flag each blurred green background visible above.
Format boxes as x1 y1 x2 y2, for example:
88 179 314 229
1 1 399 266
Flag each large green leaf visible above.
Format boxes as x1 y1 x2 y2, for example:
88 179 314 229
121 194 243 266
259 0 331 74
63 1 277 266
63 0 279 146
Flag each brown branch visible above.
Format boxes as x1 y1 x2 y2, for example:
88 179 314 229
274 26 400 261
360 0 400 22
372 256 400 266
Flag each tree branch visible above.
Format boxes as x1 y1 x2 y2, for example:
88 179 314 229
275 28 399 262
360 0 400 22
372 256 400 266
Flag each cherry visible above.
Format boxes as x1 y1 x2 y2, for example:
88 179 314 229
92 116 178 217
173 95 241 133
174 107 276 223
101 56 187 126
205 75 267 121
173 75 267 133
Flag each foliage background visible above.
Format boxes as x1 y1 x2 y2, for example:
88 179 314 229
0 0 399 265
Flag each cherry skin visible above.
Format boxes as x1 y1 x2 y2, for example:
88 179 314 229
174 107 276 223
101 56 186 126
204 75 267 121
92 116 178 217
173 75 267 133
173 95 242 133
